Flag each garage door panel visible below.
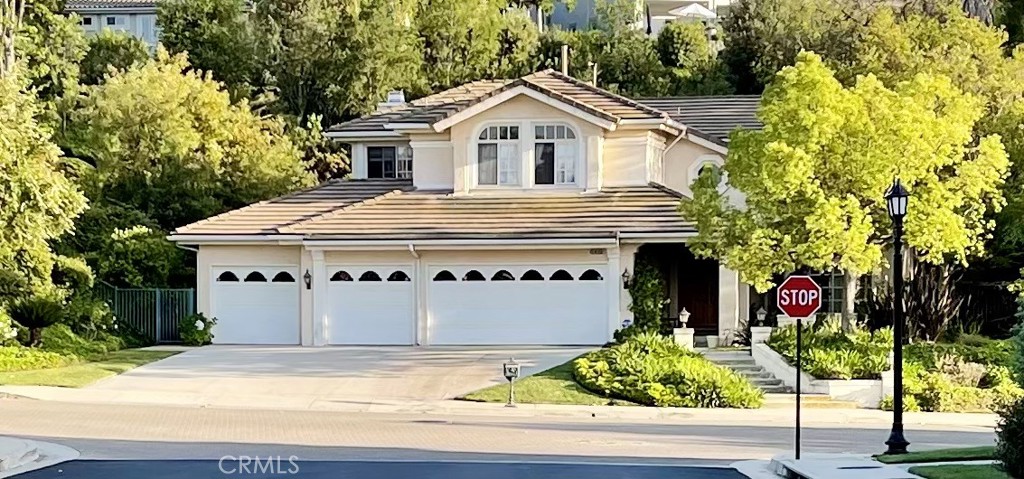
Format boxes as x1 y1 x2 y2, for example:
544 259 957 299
428 264 607 345
210 266 300 345
327 265 415 345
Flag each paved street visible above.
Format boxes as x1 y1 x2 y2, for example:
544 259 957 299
0 398 995 466
16 460 743 479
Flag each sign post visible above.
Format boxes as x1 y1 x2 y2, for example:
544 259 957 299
777 275 822 461
503 358 521 408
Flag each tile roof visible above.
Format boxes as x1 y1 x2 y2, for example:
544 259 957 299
174 179 414 235
328 70 670 133
65 0 157 9
173 181 693 240
638 96 762 144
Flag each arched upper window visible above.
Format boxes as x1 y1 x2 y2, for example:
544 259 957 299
491 270 515 281
462 270 486 281
521 269 544 281
550 269 574 281
690 155 726 191
217 271 239 282
433 270 457 281
387 271 411 282
580 269 604 281
533 123 578 186
244 271 267 282
330 271 353 282
477 125 520 186
271 272 295 282
358 271 382 281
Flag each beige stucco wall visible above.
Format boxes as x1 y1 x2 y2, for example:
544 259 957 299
449 95 604 193
662 138 722 197
602 130 650 187
407 132 453 190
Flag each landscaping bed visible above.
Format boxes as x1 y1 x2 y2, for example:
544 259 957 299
0 349 176 387
573 332 764 408
0 324 176 388
765 321 1023 413
462 333 764 408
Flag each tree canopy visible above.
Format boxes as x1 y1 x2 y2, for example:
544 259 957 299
66 51 314 231
681 52 1009 292
0 75 87 292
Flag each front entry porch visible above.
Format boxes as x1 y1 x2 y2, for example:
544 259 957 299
632 243 750 343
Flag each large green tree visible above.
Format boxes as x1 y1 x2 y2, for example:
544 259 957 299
656 21 732 95
253 0 423 122
0 75 87 292
79 29 150 85
681 52 1009 326
66 51 314 231
158 0 257 99
416 0 504 90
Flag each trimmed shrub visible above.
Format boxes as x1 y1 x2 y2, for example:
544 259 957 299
996 398 1024 478
62 295 117 341
40 324 124 359
0 346 77 372
0 309 18 346
766 319 892 379
573 332 764 408
180 313 216 346
905 338 1015 370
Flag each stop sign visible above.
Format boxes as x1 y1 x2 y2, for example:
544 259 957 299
777 275 822 318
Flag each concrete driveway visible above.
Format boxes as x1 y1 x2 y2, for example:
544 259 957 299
83 346 589 409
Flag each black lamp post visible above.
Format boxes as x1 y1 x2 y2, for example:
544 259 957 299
884 178 911 455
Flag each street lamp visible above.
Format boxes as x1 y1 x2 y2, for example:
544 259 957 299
884 178 911 455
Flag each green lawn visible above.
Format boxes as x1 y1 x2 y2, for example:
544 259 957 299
459 358 631 406
876 446 997 464
0 350 177 388
909 465 1008 479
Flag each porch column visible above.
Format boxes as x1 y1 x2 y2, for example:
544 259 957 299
299 248 314 346
718 265 740 342
607 246 622 340
617 244 641 328
311 249 328 346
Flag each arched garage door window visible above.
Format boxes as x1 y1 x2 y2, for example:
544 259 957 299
244 272 267 282
217 271 239 282
433 270 456 281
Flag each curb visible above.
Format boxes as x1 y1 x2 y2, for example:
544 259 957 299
0 437 79 479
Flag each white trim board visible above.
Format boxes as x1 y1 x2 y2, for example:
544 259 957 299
433 86 618 132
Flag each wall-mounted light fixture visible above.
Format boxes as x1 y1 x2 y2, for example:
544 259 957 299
621 268 631 288
303 269 312 290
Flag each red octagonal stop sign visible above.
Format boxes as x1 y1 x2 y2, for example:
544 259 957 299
777 275 822 318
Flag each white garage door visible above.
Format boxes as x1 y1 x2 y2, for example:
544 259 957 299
327 266 415 345
427 265 608 345
210 267 300 345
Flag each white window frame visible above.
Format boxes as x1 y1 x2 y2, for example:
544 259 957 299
471 120 583 190
474 124 522 187
366 145 413 180
689 154 727 193
531 122 580 187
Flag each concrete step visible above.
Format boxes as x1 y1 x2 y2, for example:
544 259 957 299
750 378 784 387
723 364 763 372
737 370 775 379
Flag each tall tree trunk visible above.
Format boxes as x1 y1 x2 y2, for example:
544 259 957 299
0 0 25 78
842 270 859 331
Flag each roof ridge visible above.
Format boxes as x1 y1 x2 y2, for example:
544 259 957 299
542 70 670 119
174 179 343 234
279 186 411 233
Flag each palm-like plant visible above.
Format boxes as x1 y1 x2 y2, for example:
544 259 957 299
8 294 65 346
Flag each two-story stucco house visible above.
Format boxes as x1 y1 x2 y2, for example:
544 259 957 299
168 70 762 346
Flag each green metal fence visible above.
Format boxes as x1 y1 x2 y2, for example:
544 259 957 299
95 282 195 343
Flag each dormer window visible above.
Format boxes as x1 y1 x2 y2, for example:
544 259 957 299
368 146 413 179
533 124 577 185
477 126 520 186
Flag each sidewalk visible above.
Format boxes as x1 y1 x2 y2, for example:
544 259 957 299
0 384 997 429
0 436 78 479
734 453 999 479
